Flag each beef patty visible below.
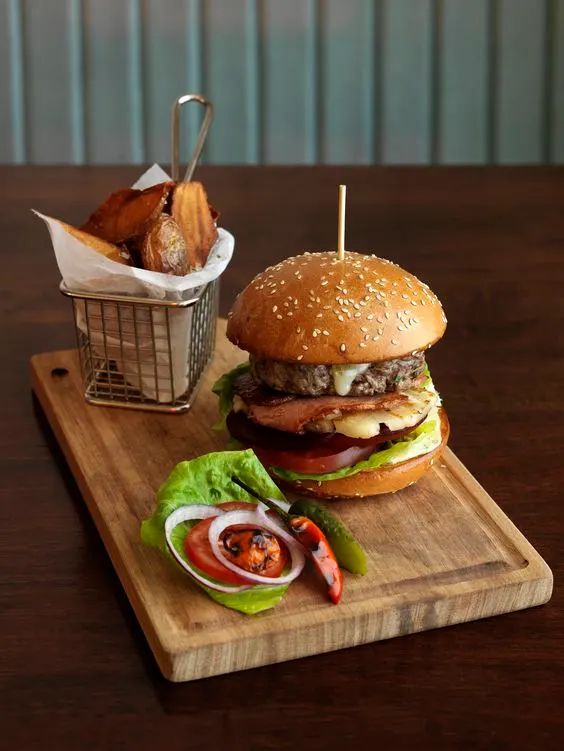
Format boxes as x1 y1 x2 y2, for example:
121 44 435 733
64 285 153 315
250 352 426 397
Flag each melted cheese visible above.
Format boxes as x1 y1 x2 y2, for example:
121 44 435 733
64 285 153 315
331 380 439 439
331 363 371 396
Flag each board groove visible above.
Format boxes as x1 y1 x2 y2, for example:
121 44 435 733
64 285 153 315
30 321 552 682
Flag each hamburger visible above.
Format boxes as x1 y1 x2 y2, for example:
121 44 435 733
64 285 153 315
215 251 449 499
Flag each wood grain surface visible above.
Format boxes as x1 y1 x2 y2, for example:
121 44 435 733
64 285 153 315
29 326 552 682
2 166 564 748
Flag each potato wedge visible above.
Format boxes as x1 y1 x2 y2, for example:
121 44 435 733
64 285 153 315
171 182 218 270
82 182 174 244
58 220 131 265
140 214 189 275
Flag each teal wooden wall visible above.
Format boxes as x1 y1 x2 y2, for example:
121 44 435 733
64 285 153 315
1 0 563 165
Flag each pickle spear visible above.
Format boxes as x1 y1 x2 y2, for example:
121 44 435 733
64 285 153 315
288 499 367 575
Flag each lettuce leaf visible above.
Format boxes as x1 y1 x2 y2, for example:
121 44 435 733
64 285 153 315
211 361 250 430
140 449 288 615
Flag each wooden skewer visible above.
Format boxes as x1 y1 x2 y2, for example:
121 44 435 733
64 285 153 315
337 184 346 260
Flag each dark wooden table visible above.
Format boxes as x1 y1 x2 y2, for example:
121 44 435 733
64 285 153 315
1 166 563 750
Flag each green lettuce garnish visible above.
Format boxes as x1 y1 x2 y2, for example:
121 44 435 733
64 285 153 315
140 449 288 615
211 361 250 430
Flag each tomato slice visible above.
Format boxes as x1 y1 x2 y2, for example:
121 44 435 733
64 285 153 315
183 501 288 585
254 442 378 475
226 411 384 474
226 410 425 475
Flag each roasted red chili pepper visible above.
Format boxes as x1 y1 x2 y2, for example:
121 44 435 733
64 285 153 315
231 476 343 604
288 515 343 604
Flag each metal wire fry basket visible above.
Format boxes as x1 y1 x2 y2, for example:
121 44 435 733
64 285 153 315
59 93 220 413
61 279 219 412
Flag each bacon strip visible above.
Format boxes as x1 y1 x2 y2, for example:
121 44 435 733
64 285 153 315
234 373 407 433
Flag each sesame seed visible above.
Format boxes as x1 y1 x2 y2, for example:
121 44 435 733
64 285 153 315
297 354 303 361
364 334 370 341
360 326 368 332
287 311 293 316
340 343 346 352
302 345 309 351
280 280 285 285
372 336 379 341
360 342 367 348
411 300 417 306
354 312 361 318
316 312 323 318
312 331 318 337
337 315 344 321
272 305 278 312
391 338 399 345
322 330 329 336
321 280 328 286
307 303 313 308
384 312 390 319
366 314 374 320
296 326 302 333
276 314 282 320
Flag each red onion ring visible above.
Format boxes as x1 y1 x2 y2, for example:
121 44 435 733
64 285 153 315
208 509 305 586
164 505 252 593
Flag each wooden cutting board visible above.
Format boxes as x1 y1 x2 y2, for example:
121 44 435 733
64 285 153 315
31 321 552 682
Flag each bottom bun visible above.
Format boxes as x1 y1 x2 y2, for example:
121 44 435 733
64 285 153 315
277 408 450 500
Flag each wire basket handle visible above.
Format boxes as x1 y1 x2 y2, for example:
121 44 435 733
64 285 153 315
170 94 214 182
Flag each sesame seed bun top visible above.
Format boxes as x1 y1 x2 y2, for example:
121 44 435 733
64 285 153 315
226 251 447 364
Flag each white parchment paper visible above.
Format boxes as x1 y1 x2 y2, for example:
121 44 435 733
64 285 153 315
34 164 234 402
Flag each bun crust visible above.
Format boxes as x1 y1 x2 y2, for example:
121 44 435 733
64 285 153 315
227 251 446 364
278 408 449 499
